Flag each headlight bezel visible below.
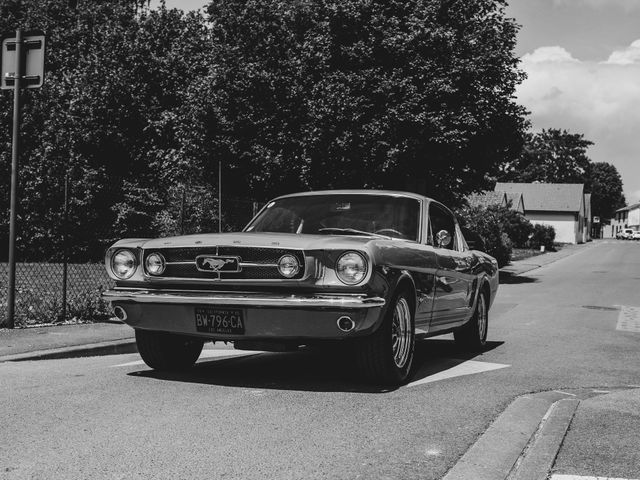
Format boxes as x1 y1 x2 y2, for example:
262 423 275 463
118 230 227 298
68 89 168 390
110 248 138 280
335 251 368 285
277 254 300 278
145 252 166 276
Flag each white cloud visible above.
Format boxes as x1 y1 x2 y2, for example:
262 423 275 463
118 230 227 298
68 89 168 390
605 39 640 64
521 46 580 64
517 41 640 203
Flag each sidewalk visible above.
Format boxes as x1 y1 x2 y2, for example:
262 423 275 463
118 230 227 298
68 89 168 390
0 321 135 362
501 242 592 276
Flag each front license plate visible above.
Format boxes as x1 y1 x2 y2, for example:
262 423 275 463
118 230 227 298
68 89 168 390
195 307 245 335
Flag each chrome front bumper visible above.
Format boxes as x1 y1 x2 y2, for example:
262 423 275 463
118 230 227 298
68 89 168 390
102 289 386 340
102 289 385 309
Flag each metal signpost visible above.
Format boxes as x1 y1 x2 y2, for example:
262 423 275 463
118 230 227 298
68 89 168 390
1 28 46 328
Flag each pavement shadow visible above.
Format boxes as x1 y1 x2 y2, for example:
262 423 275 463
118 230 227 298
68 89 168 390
499 271 538 284
128 338 504 394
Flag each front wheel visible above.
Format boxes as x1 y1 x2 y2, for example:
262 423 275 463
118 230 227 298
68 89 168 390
135 330 204 371
454 290 488 351
355 290 415 385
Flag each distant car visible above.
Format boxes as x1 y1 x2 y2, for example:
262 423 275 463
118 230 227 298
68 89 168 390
102 190 499 385
620 228 636 240
632 231 640 241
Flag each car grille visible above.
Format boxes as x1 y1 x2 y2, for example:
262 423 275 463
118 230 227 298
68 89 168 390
142 246 306 281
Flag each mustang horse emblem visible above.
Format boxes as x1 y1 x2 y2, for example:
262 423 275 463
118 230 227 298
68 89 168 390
201 257 236 271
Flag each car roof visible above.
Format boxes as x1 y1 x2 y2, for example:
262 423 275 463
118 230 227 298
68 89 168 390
272 189 432 202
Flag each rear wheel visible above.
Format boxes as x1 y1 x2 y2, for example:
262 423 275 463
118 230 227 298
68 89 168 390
135 330 204 371
355 290 415 385
454 290 488 351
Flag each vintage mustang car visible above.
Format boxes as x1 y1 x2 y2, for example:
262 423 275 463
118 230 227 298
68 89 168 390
103 190 499 385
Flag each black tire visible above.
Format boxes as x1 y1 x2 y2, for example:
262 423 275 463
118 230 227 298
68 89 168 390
135 330 204 371
355 289 415 385
454 290 488 351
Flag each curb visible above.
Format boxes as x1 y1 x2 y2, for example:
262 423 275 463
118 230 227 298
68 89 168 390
510 398 580 480
442 391 579 480
0 338 137 363
501 242 596 277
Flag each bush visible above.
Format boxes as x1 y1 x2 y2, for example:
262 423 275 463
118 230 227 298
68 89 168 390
457 205 513 268
527 224 556 250
500 209 534 248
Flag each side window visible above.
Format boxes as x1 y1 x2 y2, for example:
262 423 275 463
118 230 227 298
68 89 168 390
428 203 456 250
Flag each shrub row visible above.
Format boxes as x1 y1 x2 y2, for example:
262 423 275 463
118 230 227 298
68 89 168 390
456 204 555 267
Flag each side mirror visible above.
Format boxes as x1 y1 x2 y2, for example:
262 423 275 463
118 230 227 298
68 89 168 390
436 229 452 248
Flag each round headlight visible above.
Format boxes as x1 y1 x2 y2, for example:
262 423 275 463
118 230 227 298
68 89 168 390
145 252 166 276
277 254 300 278
336 251 367 285
111 249 137 280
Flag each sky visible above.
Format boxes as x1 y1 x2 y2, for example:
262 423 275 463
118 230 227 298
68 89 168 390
158 0 640 205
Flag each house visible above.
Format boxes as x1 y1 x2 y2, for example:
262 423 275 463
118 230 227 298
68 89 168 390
495 183 589 244
466 191 525 214
610 203 640 237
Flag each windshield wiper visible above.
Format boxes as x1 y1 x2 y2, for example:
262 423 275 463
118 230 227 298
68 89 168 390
317 227 390 238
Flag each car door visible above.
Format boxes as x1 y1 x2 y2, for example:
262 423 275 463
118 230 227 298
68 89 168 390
428 202 474 328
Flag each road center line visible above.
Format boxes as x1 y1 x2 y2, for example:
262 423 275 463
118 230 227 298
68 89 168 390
407 360 510 387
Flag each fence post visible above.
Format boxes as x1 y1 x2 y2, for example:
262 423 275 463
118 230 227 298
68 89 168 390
60 174 69 322
180 186 186 235
218 160 222 233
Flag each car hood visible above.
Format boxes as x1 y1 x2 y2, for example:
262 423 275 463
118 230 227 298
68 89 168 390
117 232 389 251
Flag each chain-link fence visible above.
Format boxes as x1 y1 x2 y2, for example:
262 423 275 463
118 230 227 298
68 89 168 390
1 190 265 327
0 262 114 327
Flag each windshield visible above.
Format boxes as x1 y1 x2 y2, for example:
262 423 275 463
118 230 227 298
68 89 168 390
245 194 420 241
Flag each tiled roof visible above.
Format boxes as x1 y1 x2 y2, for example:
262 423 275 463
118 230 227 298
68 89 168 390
466 191 507 209
495 182 584 212
616 202 640 213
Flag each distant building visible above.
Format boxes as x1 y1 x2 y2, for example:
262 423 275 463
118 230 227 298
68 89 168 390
466 191 525 214
495 183 589 244
610 203 640 237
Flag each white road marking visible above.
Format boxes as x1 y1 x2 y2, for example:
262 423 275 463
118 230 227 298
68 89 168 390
616 305 640 333
551 475 639 480
407 360 509 387
553 390 577 396
110 348 263 368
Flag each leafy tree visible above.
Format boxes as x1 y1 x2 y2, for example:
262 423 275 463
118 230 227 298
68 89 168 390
1 0 528 261
189 0 528 205
0 1 210 260
499 129 593 184
585 162 626 220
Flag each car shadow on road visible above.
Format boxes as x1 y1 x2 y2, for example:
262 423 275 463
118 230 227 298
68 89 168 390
499 271 538 284
127 338 504 394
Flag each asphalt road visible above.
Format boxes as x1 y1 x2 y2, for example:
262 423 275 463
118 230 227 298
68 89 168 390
1 240 639 480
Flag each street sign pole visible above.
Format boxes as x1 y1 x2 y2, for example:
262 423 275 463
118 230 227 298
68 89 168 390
1 28 45 328
5 28 23 329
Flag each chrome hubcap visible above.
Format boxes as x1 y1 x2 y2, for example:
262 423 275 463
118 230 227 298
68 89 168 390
477 295 487 342
391 297 412 368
